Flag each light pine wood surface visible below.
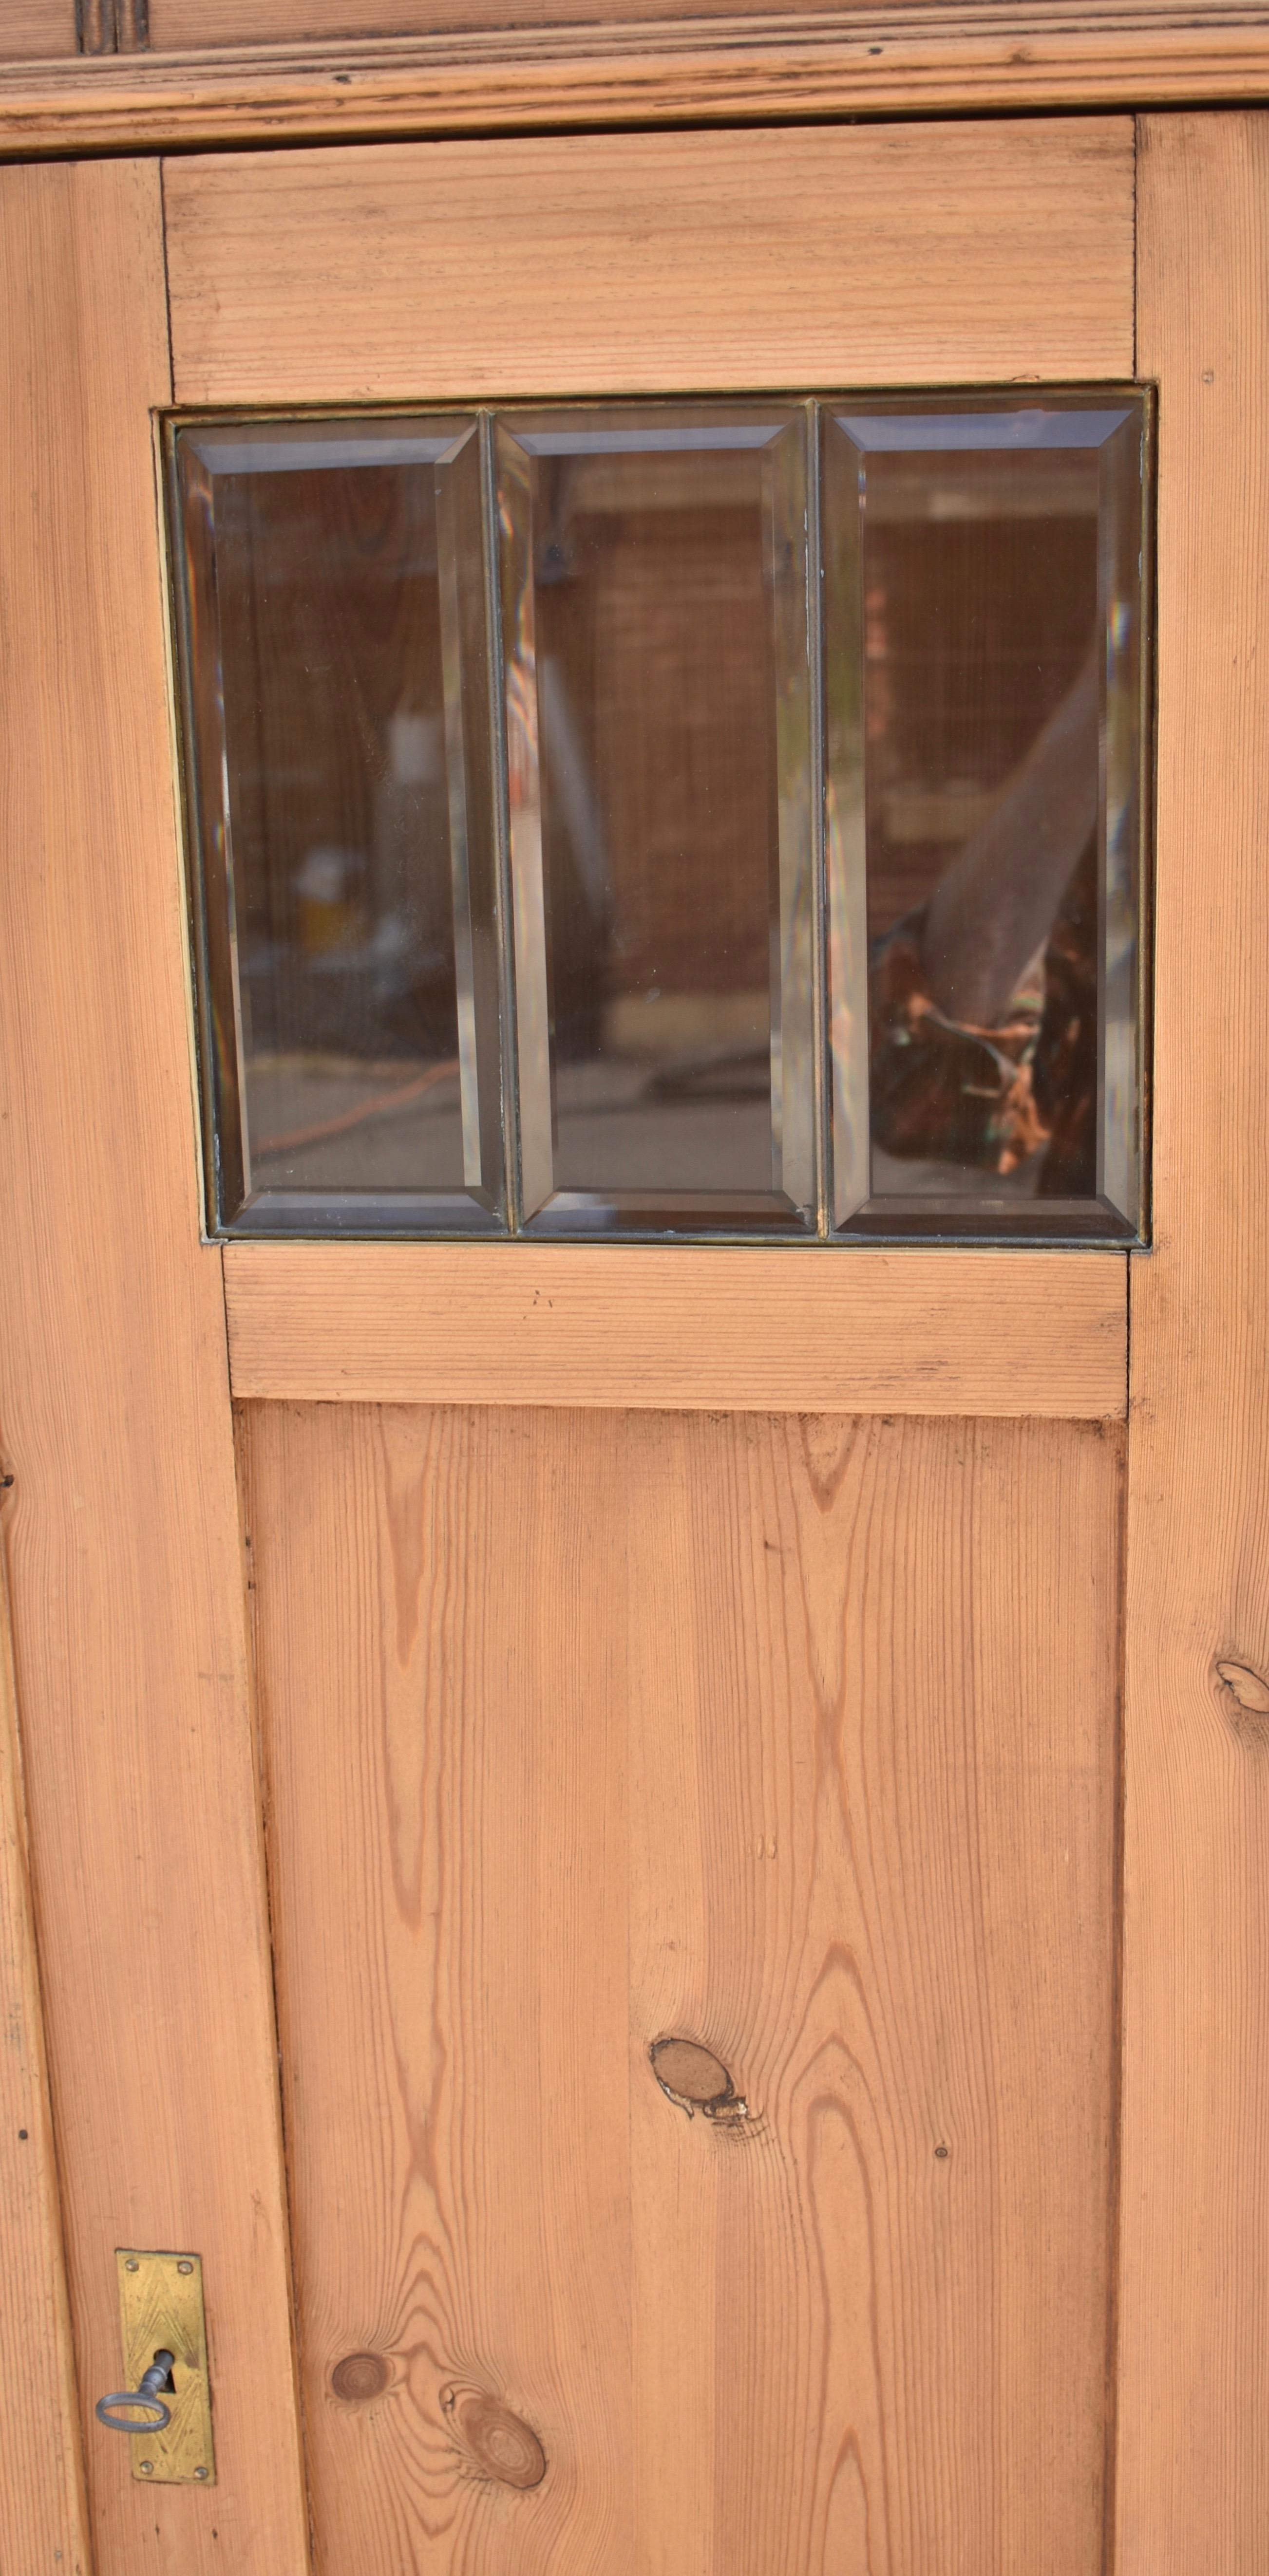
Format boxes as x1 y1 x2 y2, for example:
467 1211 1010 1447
146 0 1269 38
0 159 307 2576
163 117 1134 405
0 1553 91 2576
224 1243 1129 1418
242 1400 1120 2576
1118 110 1269 2575
3 13 1269 153
0 0 75 56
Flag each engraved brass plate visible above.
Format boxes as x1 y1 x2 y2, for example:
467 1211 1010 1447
114 2250 215 2485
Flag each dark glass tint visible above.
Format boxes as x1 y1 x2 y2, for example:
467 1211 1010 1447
496 408 816 1234
823 395 1148 1239
172 417 503 1232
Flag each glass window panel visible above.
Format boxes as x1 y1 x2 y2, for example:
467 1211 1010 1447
172 394 1149 1249
496 406 817 1236
172 415 503 1233
823 394 1149 1241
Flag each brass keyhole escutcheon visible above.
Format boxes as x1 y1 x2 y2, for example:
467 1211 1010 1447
104 2251 215 2486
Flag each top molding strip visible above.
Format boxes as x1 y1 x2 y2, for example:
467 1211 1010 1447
3 6 1269 154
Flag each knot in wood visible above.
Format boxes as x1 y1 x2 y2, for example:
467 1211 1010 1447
1212 1659 1269 1741
650 2035 747 2121
1216 1659 1269 1728
330 2350 390 2402
441 2384 546 2489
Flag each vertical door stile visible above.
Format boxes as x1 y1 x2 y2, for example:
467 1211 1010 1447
0 159 308 2575
0 1549 92 2575
1120 111 1269 2575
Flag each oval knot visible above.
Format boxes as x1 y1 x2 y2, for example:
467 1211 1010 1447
441 2383 546 2489
650 2035 748 2121
330 2350 390 2403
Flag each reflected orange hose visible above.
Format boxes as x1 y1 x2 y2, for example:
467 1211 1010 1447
254 1056 461 1157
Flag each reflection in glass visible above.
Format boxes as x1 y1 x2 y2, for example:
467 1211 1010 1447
172 417 503 1232
823 397 1148 1239
495 408 816 1233
173 395 1149 1246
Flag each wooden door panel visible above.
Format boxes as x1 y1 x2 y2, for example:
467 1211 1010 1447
0 75 1259 2576
162 118 1134 406
244 1403 636 2571
242 1401 1120 2573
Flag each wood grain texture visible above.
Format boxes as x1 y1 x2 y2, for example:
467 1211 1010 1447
241 1401 1121 2575
2 13 1269 154
1119 112 1269 2575
223 1243 1129 1417
143 0 1269 36
0 0 76 57
0 1549 92 2576
0 160 308 2575
150 0 1198 37
164 118 1134 406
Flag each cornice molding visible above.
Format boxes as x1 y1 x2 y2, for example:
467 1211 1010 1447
2 4 1268 155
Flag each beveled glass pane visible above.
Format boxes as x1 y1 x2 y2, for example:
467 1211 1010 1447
823 395 1149 1240
172 416 503 1233
496 406 816 1235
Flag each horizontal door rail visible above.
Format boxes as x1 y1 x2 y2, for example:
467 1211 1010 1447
223 1239 1129 1415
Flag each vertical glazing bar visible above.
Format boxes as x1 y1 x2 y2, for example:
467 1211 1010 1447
761 436 785 1183
480 409 521 1232
170 435 252 1227
807 400 829 1237
1101 406 1149 1229
494 425 555 1222
761 416 815 1220
222 728 253 1210
435 427 483 1190
820 415 871 1226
